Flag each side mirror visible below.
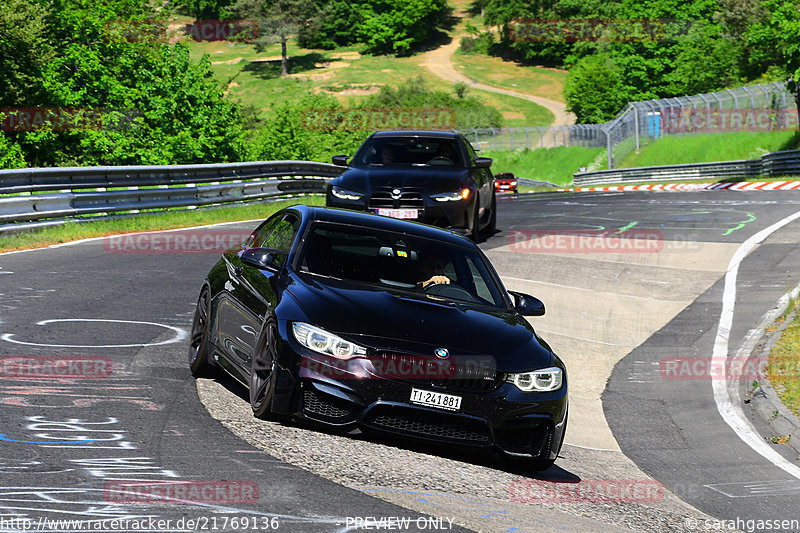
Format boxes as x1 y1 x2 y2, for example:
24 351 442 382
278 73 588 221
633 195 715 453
241 247 285 270
332 155 349 166
474 157 493 169
508 290 545 316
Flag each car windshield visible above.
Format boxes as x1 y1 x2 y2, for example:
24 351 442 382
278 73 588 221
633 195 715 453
297 222 505 308
352 137 464 167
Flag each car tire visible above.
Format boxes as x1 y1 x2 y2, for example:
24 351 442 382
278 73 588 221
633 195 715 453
468 197 480 242
250 319 278 419
188 286 214 377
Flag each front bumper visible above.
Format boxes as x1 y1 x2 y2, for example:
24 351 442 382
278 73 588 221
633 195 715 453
326 196 471 231
294 369 568 460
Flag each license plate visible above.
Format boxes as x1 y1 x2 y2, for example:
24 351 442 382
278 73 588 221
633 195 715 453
410 388 462 411
499 185 510 189
376 208 418 219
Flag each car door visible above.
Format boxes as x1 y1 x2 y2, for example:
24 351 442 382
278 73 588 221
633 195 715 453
217 212 300 376
461 135 493 215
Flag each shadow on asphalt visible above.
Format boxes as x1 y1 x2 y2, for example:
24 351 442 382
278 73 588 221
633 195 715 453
208 373 580 481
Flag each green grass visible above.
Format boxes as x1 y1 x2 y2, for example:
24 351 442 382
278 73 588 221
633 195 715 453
619 131 800 169
185 26 553 126
451 49 568 104
486 146 607 186
0 197 324 253
768 302 800 419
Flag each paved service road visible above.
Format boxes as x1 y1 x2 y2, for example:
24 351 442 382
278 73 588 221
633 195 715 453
2 190 800 532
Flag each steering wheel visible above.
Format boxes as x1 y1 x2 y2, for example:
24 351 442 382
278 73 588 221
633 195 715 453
423 282 480 303
427 155 454 165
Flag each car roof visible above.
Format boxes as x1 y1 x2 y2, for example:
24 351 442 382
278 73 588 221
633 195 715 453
369 130 460 140
290 205 473 247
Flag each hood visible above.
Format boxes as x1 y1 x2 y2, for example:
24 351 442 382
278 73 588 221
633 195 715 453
287 275 553 372
332 165 471 195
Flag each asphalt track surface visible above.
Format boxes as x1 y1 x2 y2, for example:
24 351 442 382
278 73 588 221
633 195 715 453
1 190 800 532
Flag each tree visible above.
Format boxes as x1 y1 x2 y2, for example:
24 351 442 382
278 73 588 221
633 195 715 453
357 0 452 56
297 0 453 55
564 54 629 123
232 0 316 75
746 0 800 125
0 0 53 107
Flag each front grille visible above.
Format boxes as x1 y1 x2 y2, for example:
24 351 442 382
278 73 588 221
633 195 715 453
372 352 502 393
303 387 355 421
368 190 424 209
431 360 502 393
365 407 491 444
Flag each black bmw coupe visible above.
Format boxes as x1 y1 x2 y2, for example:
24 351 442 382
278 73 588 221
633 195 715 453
325 131 496 241
189 205 567 470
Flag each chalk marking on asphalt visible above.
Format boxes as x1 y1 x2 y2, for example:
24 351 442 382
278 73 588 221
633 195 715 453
502 277 667 303
712 209 800 480
533 329 639 348
0 434 96 444
0 318 187 348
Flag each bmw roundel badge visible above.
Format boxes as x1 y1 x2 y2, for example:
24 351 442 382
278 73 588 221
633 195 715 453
434 348 449 359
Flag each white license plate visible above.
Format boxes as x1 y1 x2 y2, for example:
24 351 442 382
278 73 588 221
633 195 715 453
410 388 462 411
376 208 418 219
499 185 510 189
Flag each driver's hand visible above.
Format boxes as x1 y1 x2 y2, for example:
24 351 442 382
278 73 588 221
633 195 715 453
422 275 450 288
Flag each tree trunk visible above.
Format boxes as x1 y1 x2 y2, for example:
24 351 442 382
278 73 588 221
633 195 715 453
796 88 800 132
281 37 288 76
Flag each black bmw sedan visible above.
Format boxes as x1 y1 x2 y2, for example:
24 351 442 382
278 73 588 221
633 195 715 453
325 131 496 241
189 205 567 470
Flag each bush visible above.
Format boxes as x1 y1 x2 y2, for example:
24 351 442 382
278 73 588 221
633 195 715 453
0 132 27 169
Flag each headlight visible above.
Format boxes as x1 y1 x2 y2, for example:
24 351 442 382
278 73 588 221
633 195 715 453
432 188 471 202
330 186 363 201
510 181 517 186
506 366 563 392
292 322 367 359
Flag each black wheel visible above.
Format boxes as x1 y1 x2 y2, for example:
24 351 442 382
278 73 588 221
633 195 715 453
250 319 278 419
468 196 480 242
189 286 214 377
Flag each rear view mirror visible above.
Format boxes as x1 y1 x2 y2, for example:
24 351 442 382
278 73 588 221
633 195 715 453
508 290 545 316
332 155 349 166
241 247 285 270
474 157 493 169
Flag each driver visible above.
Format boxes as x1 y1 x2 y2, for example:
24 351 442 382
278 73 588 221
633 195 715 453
416 254 450 288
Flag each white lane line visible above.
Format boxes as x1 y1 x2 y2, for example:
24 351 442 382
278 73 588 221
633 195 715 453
0 218 265 257
1 318 187 348
712 210 800 480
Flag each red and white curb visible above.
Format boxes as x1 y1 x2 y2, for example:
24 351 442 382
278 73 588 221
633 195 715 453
556 181 800 192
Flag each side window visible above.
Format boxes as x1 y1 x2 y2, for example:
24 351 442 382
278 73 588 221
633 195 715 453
254 214 300 267
462 136 478 166
251 216 281 248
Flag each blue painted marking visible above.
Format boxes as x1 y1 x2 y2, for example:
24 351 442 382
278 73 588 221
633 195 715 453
0 434 96 444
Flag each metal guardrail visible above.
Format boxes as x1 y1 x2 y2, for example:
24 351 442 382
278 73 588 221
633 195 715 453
0 160 344 225
573 149 800 186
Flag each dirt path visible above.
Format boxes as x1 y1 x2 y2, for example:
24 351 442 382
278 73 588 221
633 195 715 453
418 33 576 126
